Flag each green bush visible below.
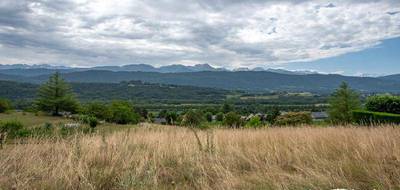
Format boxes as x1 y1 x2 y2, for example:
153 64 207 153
352 110 400 125
223 112 242 128
266 107 280 124
246 116 262 128
78 115 99 128
205 112 213 122
365 95 400 114
29 123 54 137
0 98 12 113
275 112 312 126
165 111 178 125
181 110 205 128
0 120 24 138
215 112 224 122
82 102 111 120
109 101 140 124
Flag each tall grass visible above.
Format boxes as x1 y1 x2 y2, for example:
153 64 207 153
1 124 400 189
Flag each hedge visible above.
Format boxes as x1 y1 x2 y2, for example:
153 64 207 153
352 110 400 125
365 95 400 114
275 112 312 126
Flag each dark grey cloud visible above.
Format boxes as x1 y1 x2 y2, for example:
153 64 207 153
0 0 399 68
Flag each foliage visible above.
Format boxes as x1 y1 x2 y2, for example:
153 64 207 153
181 110 205 128
35 72 79 116
223 112 242 128
246 116 262 128
275 112 312 126
221 102 234 113
365 94 400 114
109 101 140 124
205 112 213 122
78 115 99 128
215 112 224 122
0 98 12 113
147 112 155 122
158 109 168 118
328 82 361 124
266 107 280 124
165 111 178 125
352 110 400 125
82 102 111 120
0 120 24 138
135 107 149 119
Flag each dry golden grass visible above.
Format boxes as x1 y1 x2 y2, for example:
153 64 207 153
1 124 400 189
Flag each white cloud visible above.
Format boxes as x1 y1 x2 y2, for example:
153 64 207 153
0 0 399 68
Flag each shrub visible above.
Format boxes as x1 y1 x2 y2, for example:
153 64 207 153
266 107 280 124
181 110 205 128
29 123 54 137
0 98 12 113
0 120 24 138
275 112 312 126
82 102 111 120
352 110 400 125
246 116 262 128
365 95 400 114
165 111 178 125
223 112 242 128
109 101 140 124
78 115 98 128
215 112 224 122
205 112 213 122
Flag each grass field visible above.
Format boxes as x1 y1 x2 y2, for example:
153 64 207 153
1 121 399 189
0 112 72 127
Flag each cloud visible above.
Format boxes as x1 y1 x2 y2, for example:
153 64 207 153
0 0 399 68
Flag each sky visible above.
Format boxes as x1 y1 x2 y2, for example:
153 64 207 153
0 0 399 75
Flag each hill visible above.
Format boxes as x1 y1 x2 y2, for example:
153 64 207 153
1 69 400 93
15 71 400 93
0 80 229 103
379 74 400 82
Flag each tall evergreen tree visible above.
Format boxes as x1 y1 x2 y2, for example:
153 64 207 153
36 72 79 116
328 82 360 124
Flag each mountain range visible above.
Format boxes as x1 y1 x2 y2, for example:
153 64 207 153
0 63 319 75
0 69 399 93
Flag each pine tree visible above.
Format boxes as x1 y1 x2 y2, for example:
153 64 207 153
36 72 79 116
328 82 360 124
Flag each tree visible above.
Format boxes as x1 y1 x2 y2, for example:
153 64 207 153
83 102 111 120
135 107 149 119
165 111 178 125
215 112 224 122
205 112 213 122
35 72 79 116
181 110 204 127
0 98 12 113
328 82 361 124
221 102 234 113
266 107 280 124
109 101 140 124
181 110 206 151
223 112 242 128
365 94 400 114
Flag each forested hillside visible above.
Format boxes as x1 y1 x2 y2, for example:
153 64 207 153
0 80 229 103
24 71 400 93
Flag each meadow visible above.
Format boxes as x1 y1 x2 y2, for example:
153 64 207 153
0 114 399 190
